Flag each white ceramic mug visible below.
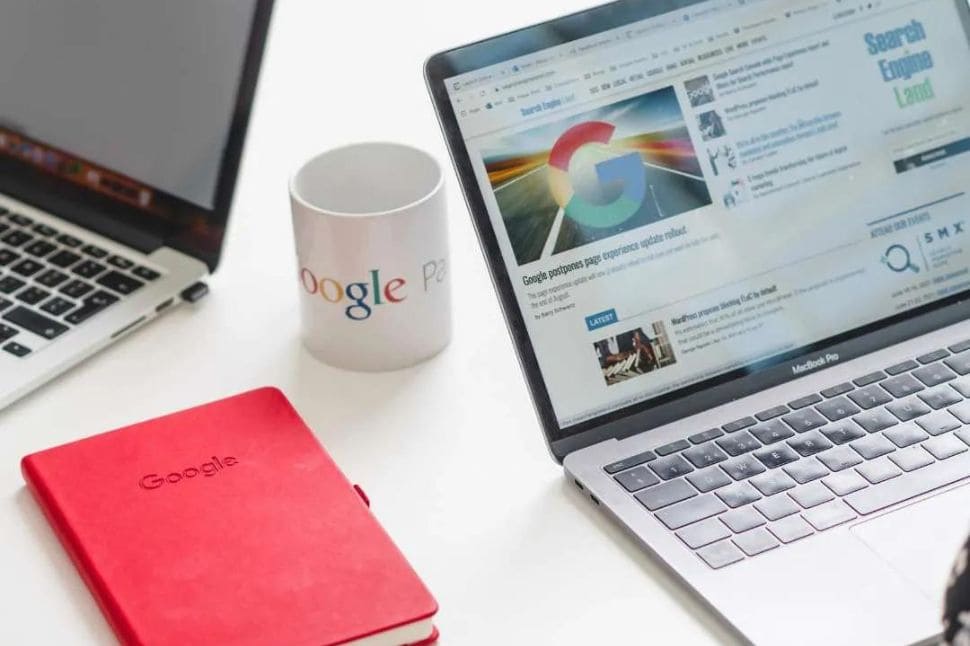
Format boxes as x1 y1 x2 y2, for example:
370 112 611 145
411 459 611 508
289 142 451 371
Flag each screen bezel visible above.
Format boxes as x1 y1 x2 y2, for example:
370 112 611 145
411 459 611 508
426 0 970 461
0 0 274 272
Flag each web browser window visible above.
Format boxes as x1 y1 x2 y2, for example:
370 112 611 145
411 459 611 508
447 0 970 428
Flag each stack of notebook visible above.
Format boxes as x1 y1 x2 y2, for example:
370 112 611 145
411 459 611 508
22 387 438 645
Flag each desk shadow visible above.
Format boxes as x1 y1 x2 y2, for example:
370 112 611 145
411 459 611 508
556 478 748 645
14 487 114 643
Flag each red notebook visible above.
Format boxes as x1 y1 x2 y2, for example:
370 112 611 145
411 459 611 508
22 387 438 646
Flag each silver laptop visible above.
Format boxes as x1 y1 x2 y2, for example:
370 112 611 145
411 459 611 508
427 0 970 643
0 0 272 409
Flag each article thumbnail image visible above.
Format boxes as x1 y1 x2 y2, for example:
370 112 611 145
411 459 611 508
685 75 715 108
481 86 712 266
593 322 677 387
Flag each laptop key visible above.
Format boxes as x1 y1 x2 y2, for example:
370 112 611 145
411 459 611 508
820 421 866 445
733 528 779 556
716 431 761 457
65 290 119 325
686 467 732 493
788 431 833 457
722 417 756 433
0 298 11 312
949 340 970 353
856 457 902 484
0 276 25 294
17 287 49 306
788 394 823 409
755 494 801 521
917 349 950 364
655 439 690 456
1 230 32 247
950 401 970 424
923 434 968 460
56 234 82 248
822 470 868 496
649 454 695 480
821 383 854 398
817 446 863 471
915 411 961 436
720 455 766 481
848 385 893 410
32 224 57 237
36 269 68 288
682 443 728 468
887 396 931 422
919 386 963 410
73 260 106 279
768 515 814 543
953 377 970 398
782 408 828 433
40 297 75 317
604 450 656 474
802 500 856 531
677 517 732 549
655 494 726 530
881 374 925 398
688 428 724 445
48 249 81 268
853 371 887 387
23 240 56 257
885 423 929 448
59 279 93 299
755 405 789 421
0 323 17 341
7 213 31 226
749 419 794 445
696 540 744 569
132 266 160 281
945 353 970 376
885 359 919 375
959 428 970 446
853 408 899 433
720 506 766 533
815 396 861 422
0 249 19 266
635 479 696 511
715 481 761 508
912 363 957 387
784 458 828 483
107 255 134 270
849 434 896 460
614 466 659 492
753 444 799 469
11 259 43 277
81 244 108 259
3 341 31 357
3 306 69 339
96 270 144 295
789 482 835 508
749 470 796 496
846 451 970 515
889 446 935 472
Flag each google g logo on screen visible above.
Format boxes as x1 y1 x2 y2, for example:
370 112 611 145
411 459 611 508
547 121 648 229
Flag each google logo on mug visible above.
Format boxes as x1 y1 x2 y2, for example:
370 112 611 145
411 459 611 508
300 268 406 321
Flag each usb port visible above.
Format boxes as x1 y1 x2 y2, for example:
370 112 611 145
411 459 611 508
155 298 174 313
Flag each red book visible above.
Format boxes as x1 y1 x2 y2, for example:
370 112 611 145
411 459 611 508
22 387 438 646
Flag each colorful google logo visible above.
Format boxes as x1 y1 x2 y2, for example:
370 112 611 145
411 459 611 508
300 268 407 321
547 121 647 228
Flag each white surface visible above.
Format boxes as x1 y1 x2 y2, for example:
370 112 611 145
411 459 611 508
0 1 733 644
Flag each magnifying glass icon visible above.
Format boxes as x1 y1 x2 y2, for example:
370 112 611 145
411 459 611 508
882 244 920 274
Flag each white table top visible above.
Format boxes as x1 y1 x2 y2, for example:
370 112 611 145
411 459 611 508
0 2 734 643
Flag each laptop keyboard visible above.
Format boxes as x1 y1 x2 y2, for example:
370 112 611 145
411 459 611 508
0 206 161 358
603 339 970 569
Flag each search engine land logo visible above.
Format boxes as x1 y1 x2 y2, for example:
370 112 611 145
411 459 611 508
547 121 648 229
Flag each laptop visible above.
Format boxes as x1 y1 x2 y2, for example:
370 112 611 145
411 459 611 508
0 0 273 409
426 0 970 643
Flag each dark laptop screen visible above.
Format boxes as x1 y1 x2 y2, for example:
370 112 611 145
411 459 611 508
0 0 262 262
440 0 970 431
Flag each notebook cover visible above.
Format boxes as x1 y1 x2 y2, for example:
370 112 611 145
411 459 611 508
21 387 438 646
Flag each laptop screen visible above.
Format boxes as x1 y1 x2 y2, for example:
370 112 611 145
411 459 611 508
442 0 970 431
0 1 259 245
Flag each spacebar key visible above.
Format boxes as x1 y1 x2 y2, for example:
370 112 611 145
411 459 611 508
845 451 970 515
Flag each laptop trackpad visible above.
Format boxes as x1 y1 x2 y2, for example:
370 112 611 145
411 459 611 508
851 484 970 603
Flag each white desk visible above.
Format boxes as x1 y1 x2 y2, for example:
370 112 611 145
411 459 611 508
0 2 735 643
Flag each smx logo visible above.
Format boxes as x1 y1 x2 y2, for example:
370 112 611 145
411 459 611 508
547 121 648 229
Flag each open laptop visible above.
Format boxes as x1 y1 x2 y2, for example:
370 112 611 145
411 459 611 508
427 0 970 643
0 0 273 409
